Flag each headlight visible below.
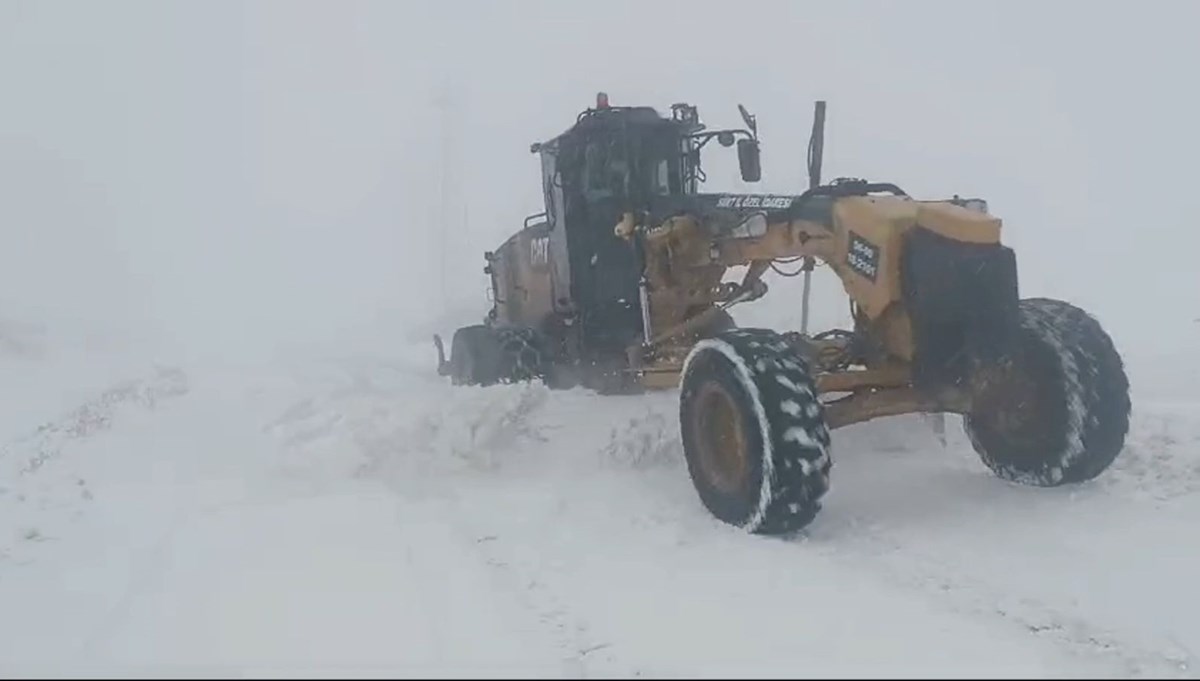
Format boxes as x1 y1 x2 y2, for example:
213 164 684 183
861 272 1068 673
730 212 768 238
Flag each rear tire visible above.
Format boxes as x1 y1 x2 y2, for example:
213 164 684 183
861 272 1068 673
679 328 832 535
963 297 1131 485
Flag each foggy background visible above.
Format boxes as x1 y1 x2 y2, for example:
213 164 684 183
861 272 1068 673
2 0 1197 382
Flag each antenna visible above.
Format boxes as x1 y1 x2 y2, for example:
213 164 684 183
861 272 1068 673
801 100 827 336
808 101 826 190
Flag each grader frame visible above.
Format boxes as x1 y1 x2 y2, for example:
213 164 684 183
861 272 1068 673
434 95 1131 536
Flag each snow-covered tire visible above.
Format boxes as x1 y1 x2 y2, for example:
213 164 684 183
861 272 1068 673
963 297 1131 486
449 325 503 386
679 328 832 535
495 327 545 383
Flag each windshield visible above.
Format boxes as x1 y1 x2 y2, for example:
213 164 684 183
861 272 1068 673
636 128 687 198
582 140 628 201
574 123 691 204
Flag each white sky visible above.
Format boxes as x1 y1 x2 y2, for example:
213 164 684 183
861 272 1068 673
1 0 1197 360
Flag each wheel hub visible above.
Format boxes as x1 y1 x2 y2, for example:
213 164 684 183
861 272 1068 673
969 354 1053 452
691 381 751 495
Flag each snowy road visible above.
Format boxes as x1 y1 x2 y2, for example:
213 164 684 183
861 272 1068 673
1 339 1198 678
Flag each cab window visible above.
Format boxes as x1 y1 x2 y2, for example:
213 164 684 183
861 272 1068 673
582 140 628 201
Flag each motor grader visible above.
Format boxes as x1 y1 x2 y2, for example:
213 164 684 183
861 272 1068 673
433 94 1131 535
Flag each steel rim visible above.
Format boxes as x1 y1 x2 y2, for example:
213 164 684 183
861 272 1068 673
691 380 751 495
969 354 1057 458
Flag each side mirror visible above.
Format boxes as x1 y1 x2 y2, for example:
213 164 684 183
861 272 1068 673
737 139 761 183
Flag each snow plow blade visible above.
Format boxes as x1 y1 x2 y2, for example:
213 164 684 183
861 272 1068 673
433 334 451 376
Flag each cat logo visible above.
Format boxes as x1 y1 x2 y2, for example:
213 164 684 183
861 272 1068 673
529 236 550 267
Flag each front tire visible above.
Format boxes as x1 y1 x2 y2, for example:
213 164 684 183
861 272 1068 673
679 328 832 535
963 297 1131 485
495 327 546 383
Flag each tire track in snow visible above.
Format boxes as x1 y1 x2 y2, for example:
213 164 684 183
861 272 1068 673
265 362 632 678
805 415 1200 679
796 525 1196 679
1099 405 1200 502
72 508 194 663
430 499 619 678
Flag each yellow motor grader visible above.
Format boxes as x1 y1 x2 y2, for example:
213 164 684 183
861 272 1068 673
434 94 1131 535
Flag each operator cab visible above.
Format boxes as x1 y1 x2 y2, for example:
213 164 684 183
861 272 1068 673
527 93 760 361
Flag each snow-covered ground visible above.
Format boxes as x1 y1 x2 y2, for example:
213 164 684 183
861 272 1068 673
1 317 1197 679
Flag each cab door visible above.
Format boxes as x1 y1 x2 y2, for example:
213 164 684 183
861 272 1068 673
539 146 571 314
569 134 643 350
